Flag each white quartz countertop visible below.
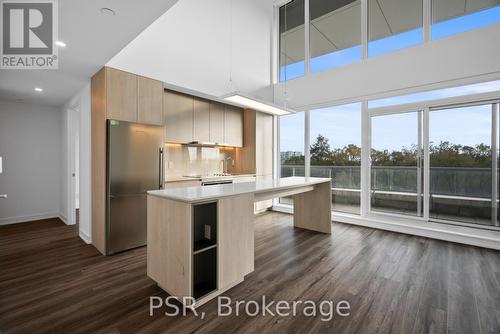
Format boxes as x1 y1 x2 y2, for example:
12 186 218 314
148 177 331 203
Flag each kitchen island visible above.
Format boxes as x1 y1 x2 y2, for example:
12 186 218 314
146 177 332 307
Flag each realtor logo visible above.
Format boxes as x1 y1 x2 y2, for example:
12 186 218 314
1 0 58 69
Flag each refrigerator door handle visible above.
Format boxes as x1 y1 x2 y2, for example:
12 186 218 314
159 147 164 189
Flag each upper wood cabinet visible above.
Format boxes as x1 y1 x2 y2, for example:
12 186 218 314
164 90 193 143
224 105 243 147
193 98 210 143
101 67 164 125
106 68 137 122
163 89 243 147
137 76 163 125
209 102 225 144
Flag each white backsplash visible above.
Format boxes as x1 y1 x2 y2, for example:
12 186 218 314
164 144 228 178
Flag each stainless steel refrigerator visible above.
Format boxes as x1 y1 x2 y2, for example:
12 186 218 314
106 120 164 255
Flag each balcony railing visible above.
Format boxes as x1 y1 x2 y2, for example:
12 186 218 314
281 164 499 226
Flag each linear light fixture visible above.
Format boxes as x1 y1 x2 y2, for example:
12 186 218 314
222 92 295 116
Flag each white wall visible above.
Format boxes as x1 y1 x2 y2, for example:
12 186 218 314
107 0 273 99
61 84 92 243
274 23 500 109
0 101 61 224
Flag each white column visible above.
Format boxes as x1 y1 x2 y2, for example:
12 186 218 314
423 108 430 220
305 110 311 177
361 101 370 216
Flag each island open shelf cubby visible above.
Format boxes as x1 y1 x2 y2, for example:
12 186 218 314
192 202 218 299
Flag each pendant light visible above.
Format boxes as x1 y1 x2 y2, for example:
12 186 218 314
221 0 295 116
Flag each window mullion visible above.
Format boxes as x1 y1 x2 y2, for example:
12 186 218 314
361 101 370 216
423 0 431 41
304 0 310 75
492 103 498 226
305 110 311 177
361 0 368 59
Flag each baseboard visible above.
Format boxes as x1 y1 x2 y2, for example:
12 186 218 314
271 205 500 251
59 213 68 224
0 212 60 226
79 230 91 244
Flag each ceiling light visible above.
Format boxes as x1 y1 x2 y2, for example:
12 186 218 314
34 87 43 92
100 7 116 16
222 92 295 116
55 41 66 47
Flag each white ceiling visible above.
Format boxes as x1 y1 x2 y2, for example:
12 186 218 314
0 0 179 107
280 0 499 65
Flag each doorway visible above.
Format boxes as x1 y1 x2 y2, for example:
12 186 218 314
67 107 80 228
370 110 424 217
368 101 500 229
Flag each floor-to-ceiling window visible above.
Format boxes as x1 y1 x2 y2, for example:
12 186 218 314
279 111 305 205
429 103 496 226
370 111 424 217
275 80 500 230
310 103 361 214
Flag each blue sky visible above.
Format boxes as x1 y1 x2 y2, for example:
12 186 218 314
280 6 500 153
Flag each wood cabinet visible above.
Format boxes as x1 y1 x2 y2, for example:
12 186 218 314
193 98 210 143
163 89 243 147
229 109 272 176
137 75 163 125
209 102 225 144
255 112 273 176
226 109 273 212
218 194 254 287
106 68 137 122
91 67 165 255
101 67 164 125
148 193 254 306
164 90 194 143
224 105 243 147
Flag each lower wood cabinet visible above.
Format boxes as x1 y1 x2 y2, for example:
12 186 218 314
147 194 254 304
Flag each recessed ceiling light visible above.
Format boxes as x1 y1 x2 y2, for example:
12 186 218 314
100 7 115 16
34 87 43 92
55 41 66 47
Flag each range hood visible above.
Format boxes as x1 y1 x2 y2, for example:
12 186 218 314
184 141 217 147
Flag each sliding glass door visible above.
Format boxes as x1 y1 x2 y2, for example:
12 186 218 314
368 102 500 228
429 103 498 227
370 111 424 216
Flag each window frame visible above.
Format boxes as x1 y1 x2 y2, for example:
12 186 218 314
275 0 500 79
274 86 500 231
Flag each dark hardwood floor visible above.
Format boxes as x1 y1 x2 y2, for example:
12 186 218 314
1 213 499 334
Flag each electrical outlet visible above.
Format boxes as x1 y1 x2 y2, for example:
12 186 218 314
168 161 174 168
